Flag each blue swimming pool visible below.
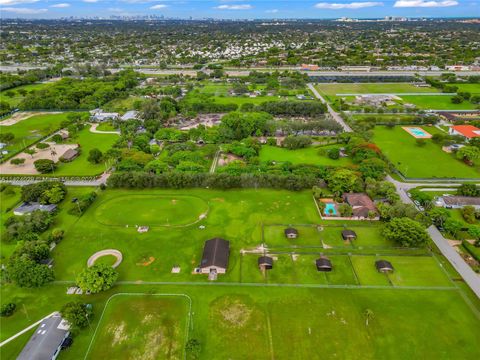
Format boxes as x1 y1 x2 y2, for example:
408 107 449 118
410 128 428 137
324 203 337 216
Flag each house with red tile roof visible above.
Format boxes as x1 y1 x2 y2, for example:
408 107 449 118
449 125 480 139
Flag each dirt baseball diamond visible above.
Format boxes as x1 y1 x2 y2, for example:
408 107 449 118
87 249 123 268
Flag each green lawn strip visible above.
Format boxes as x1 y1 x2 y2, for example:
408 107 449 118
95 122 117 132
399 95 478 110
320 225 389 248
315 83 439 96
259 145 353 167
451 83 480 94
2 283 480 360
86 294 189 359
263 224 322 247
0 113 70 160
373 125 480 178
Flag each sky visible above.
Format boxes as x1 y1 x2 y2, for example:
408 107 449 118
0 0 478 19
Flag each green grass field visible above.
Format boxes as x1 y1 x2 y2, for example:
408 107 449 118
451 83 480 94
0 83 53 107
1 187 480 359
86 295 189 359
315 83 439 96
373 125 480 179
259 145 353 166
399 95 478 110
0 113 70 160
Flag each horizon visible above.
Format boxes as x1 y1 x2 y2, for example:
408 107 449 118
0 1 479 20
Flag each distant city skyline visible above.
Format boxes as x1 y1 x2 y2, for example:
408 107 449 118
0 1 478 19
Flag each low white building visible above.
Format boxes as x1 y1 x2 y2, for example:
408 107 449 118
435 196 480 209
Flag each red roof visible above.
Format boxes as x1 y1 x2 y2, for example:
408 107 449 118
451 125 480 139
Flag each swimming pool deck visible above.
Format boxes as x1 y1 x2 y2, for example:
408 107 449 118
402 126 433 139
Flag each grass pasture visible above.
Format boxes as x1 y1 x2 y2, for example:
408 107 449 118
315 83 439 96
86 294 190 360
399 95 478 110
0 83 53 107
259 145 353 167
373 125 480 178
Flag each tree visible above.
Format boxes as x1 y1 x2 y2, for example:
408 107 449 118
382 217 429 247
338 203 353 217
327 168 362 195
60 302 93 329
282 135 312 150
76 264 118 294
24 148 36 158
456 184 480 197
0 132 14 143
34 159 56 173
467 226 480 240
186 338 201 360
451 95 463 104
429 207 450 228
10 158 25 166
6 257 55 288
0 303 16 317
88 148 103 164
462 205 476 224
457 146 480 164
327 147 340 160
359 158 387 180
443 219 464 238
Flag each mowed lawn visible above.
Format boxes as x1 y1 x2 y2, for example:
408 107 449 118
86 295 189 360
0 113 69 158
2 284 479 360
315 83 439 96
373 125 480 178
0 83 53 107
399 95 479 110
53 127 118 176
259 145 353 166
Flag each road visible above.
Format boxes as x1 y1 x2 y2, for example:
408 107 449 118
2 172 111 187
386 175 480 298
307 83 352 132
428 226 480 299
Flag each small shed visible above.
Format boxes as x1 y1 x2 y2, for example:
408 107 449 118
137 226 149 233
60 148 79 162
284 228 298 239
316 257 332 272
375 260 394 273
258 256 273 270
342 230 357 241
39 258 54 268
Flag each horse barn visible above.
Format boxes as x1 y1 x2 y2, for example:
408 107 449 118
199 238 230 280
376 260 394 273
258 256 274 270
342 230 357 241
316 257 333 272
284 227 299 239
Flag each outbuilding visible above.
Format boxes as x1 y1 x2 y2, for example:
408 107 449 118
199 238 230 278
14 202 57 216
375 260 394 273
284 228 298 239
316 257 333 272
258 256 273 270
60 148 79 162
342 230 357 241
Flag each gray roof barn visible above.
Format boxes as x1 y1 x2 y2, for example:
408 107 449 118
200 238 230 270
316 257 333 272
375 260 394 273
258 256 273 270
342 230 357 240
17 313 70 360
120 110 139 121
14 202 57 216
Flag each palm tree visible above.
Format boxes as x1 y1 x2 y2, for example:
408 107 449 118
364 309 374 326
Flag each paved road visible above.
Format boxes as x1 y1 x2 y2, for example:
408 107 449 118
428 226 480 299
307 83 352 132
386 175 480 298
2 172 111 187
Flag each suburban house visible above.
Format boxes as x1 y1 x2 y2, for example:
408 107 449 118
60 148 79 162
436 196 480 209
17 313 70 360
14 202 57 216
342 193 378 220
120 110 139 121
258 256 273 270
284 228 299 239
449 125 480 139
316 257 333 272
199 238 230 279
375 260 394 273
342 230 357 241
89 109 119 122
